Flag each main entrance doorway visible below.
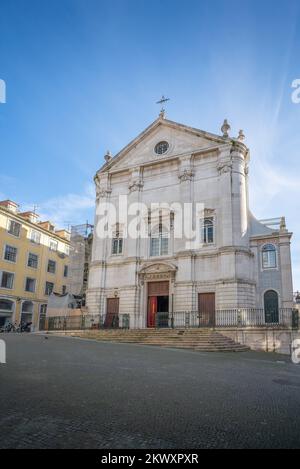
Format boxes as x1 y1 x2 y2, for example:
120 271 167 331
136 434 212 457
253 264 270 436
147 281 169 328
198 293 215 327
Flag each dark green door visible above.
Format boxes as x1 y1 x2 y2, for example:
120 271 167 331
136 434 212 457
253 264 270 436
264 290 279 323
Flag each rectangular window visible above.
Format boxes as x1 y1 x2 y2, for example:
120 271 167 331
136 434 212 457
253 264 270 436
8 220 21 237
30 230 41 244
49 239 58 251
1 271 14 289
45 281 54 296
62 285 66 294
4 245 17 262
112 237 123 255
25 277 36 293
160 235 169 255
150 237 159 257
47 260 56 274
63 265 68 277
150 225 169 257
28 253 38 269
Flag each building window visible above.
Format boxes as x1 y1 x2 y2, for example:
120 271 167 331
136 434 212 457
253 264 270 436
30 229 41 244
25 277 36 293
8 220 21 237
28 253 38 269
39 304 47 330
45 281 54 296
155 141 169 155
150 224 169 256
1 271 14 289
62 285 67 294
112 230 123 255
63 265 68 277
49 239 58 251
4 245 17 262
47 260 56 274
202 217 214 244
264 290 279 323
0 299 14 312
21 301 34 326
262 244 276 269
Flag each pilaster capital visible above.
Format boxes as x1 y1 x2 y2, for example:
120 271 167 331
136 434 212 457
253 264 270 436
178 168 195 182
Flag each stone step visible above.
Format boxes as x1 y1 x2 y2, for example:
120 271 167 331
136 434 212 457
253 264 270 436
63 329 249 352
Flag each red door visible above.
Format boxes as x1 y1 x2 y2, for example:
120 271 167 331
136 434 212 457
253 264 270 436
147 297 157 328
105 298 119 328
198 293 215 327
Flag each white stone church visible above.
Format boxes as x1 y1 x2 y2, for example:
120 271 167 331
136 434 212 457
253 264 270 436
87 113 294 329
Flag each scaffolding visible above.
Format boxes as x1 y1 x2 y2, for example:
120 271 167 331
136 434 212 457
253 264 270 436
66 223 93 297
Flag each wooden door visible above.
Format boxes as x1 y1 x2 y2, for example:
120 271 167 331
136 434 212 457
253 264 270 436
105 298 119 328
147 296 157 328
198 293 215 327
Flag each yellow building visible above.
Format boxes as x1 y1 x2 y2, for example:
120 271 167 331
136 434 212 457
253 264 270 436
0 200 70 330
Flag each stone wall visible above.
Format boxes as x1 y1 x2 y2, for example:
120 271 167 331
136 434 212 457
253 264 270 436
221 328 300 355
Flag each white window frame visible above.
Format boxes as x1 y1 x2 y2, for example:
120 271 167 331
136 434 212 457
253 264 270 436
47 259 56 274
25 277 36 293
0 298 15 313
27 252 39 269
3 244 18 263
30 229 41 245
7 219 21 238
150 225 169 257
261 244 277 269
49 239 58 252
0 271 15 289
201 217 214 245
45 281 54 296
111 227 123 255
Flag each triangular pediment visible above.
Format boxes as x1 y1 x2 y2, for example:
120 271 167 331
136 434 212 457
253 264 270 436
99 117 230 173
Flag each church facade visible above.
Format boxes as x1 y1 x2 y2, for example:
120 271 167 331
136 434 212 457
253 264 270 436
87 114 293 328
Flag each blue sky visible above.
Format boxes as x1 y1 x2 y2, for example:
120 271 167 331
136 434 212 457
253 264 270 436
0 0 300 287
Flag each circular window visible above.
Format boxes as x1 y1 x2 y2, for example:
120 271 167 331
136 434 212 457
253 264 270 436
155 141 169 155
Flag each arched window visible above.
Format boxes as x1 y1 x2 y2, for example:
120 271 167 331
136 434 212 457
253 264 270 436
264 290 279 323
202 218 214 244
150 224 169 257
262 244 276 269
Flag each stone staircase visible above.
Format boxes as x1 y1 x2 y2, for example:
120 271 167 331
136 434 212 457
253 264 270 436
66 328 249 352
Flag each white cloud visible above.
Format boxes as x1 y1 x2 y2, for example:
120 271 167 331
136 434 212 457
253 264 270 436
23 183 95 229
250 160 300 215
249 160 300 290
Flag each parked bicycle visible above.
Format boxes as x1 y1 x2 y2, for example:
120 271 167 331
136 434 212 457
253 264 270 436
0 321 32 333
0 322 16 333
